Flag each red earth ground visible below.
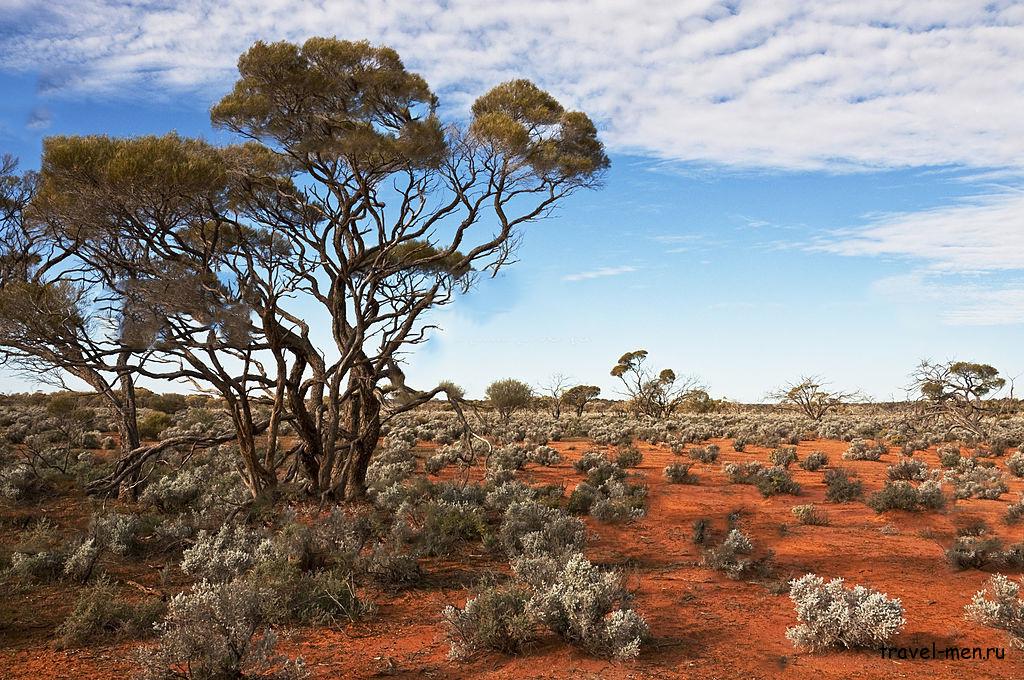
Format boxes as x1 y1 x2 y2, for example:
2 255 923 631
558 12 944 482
2 437 1023 679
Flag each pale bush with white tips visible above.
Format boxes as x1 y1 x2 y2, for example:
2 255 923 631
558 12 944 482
786 574 905 650
484 480 537 512
499 500 585 559
441 582 539 659
90 510 143 557
964 574 1024 650
137 579 306 680
530 445 562 466
944 458 1009 500
62 538 100 583
180 524 275 582
521 552 648 659
1007 451 1024 478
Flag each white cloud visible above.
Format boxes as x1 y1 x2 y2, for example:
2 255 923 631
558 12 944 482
872 272 1024 325
562 266 637 282
816 190 1024 272
2 1 1023 171
816 190 1024 322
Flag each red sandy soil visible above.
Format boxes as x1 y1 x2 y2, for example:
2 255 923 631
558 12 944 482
3 437 1023 679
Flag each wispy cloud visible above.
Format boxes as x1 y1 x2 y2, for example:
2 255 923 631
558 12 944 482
816 190 1024 272
816 189 1024 325
1 1 1023 171
562 266 637 282
25 107 51 130
873 272 1024 326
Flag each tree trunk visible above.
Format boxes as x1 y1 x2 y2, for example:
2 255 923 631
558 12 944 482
228 397 276 498
333 360 383 502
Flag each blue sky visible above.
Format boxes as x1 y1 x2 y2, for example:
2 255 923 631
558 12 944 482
1 1 1022 401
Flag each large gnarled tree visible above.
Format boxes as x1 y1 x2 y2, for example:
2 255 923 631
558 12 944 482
5 38 609 502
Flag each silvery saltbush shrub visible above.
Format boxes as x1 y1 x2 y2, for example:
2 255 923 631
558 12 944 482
364 540 422 586
140 465 209 514
791 504 828 526
7 549 66 584
944 458 1009 500
486 444 530 479
937 443 962 468
588 473 648 523
568 453 646 522
770 446 798 468
530 445 562 467
138 579 306 680
964 574 1024 650
56 576 164 648
62 538 101 583
412 499 487 558
842 439 886 461
516 552 648 660
866 480 946 512
485 480 540 512
799 450 828 471
90 510 144 557
1007 451 1024 478
916 479 946 509
180 524 275 582
573 450 607 474
722 461 764 485
499 500 585 559
945 535 1024 571
663 462 697 484
755 466 801 498
442 581 539 659
688 444 719 464
900 440 928 456
615 444 643 468
425 448 460 475
0 462 45 502
1008 493 1024 525
703 529 763 579
887 458 930 482
366 439 416 494
824 468 863 503
786 574 905 650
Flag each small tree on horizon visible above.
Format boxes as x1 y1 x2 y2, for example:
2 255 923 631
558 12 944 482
911 360 1005 438
537 373 573 419
562 384 601 418
610 349 703 419
485 378 533 423
768 376 863 421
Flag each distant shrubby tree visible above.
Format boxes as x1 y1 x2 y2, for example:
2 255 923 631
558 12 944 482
769 376 862 421
610 350 703 419
486 379 534 423
536 373 573 419
679 389 726 414
436 381 466 401
912 360 1005 438
562 384 601 418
